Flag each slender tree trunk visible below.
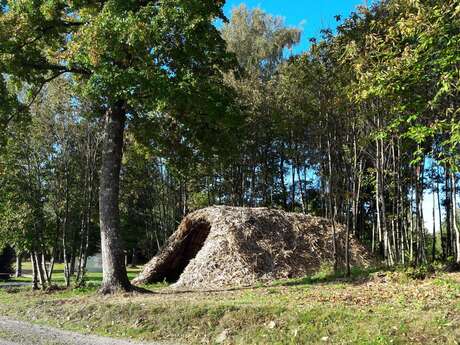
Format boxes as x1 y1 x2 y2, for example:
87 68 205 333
409 204 414 262
41 252 51 285
451 173 460 264
415 160 426 265
436 171 444 259
327 136 338 272
30 253 38 290
154 225 161 252
381 138 394 265
69 233 78 276
77 213 90 284
279 156 288 209
400 199 406 265
397 139 405 265
79 217 91 284
291 159 296 211
345 199 351 277
62 157 71 287
99 101 132 294
445 170 452 257
375 133 391 264
131 248 137 268
76 214 86 283
63 213 71 288
34 252 46 289
48 253 55 282
391 140 399 263
432 187 436 261
63 250 70 287
15 254 22 278
371 213 376 254
296 162 306 214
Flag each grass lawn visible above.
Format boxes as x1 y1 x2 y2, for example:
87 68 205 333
7 262 141 284
0 267 459 345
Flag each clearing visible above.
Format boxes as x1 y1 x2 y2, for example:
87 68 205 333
0 268 459 345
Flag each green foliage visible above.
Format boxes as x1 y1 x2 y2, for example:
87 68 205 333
0 0 241 186
222 4 300 76
346 0 459 167
402 265 436 281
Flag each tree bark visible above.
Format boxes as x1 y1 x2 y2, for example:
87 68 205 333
33 251 46 289
99 101 132 294
326 135 338 272
279 156 288 209
15 254 22 278
451 173 460 264
415 161 426 265
445 170 452 257
432 187 436 261
436 170 444 260
30 254 38 290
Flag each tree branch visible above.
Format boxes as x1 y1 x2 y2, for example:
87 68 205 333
26 62 91 76
26 72 67 108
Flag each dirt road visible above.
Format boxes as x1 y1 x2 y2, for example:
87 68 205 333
0 317 180 345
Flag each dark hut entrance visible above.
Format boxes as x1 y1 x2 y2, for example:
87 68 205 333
160 220 211 282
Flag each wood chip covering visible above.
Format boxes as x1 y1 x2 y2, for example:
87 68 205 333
132 206 372 289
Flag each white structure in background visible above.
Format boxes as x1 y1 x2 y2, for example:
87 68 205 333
86 253 103 272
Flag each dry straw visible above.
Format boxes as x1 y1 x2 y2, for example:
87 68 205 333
133 206 372 289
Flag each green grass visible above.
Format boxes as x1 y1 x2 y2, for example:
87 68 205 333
0 267 459 345
7 262 141 285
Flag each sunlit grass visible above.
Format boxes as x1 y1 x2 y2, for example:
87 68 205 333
7 261 141 286
0 268 458 345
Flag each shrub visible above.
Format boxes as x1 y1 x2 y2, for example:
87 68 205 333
404 264 435 280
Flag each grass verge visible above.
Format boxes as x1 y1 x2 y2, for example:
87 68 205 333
0 268 459 345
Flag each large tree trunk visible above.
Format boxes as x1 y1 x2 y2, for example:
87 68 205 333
99 101 132 294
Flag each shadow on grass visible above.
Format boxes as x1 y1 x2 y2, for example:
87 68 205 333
272 266 386 288
9 271 140 283
4 266 390 296
154 266 389 296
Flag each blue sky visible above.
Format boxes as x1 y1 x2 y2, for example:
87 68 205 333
223 0 369 54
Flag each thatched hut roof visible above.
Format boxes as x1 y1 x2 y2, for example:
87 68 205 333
132 206 372 289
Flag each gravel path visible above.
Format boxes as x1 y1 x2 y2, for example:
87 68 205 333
0 283 33 289
0 317 181 345
0 340 18 345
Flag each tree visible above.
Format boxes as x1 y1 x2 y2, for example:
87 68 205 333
1 0 236 293
220 5 301 208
